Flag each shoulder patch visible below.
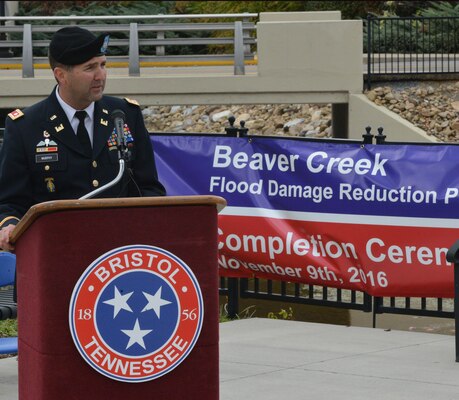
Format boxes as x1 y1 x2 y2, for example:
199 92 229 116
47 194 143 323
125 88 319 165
8 109 24 121
124 97 140 107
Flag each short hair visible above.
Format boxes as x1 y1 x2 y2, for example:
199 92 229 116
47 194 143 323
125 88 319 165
48 52 73 72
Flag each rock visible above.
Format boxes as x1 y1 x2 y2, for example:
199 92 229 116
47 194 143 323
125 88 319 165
211 110 233 122
170 105 182 113
287 125 301 136
385 92 395 101
367 90 377 101
142 108 155 117
235 113 251 125
284 118 305 128
311 110 322 121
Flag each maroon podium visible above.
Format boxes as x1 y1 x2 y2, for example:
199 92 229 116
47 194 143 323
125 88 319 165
11 195 226 400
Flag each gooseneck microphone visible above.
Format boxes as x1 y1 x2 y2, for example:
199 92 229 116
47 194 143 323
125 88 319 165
111 109 126 158
79 109 128 200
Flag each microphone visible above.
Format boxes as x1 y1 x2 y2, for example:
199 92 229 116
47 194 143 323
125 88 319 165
80 109 130 200
111 109 126 157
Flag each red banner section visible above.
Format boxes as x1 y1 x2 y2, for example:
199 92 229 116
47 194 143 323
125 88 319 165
217 211 455 298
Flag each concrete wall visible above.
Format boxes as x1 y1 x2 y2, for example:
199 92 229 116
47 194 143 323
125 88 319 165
259 11 341 21
348 94 436 143
4 1 19 16
256 20 362 94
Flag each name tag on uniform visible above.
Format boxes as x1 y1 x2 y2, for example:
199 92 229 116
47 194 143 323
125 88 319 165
36 154 59 163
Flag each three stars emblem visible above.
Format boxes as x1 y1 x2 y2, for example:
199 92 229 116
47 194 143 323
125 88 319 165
103 285 172 350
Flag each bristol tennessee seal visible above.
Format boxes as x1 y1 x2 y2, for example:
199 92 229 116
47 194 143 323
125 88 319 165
69 245 203 383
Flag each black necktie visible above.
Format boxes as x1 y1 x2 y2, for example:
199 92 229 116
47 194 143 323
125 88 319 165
75 110 92 155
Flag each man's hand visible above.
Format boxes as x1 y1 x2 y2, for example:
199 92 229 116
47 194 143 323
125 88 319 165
0 224 16 251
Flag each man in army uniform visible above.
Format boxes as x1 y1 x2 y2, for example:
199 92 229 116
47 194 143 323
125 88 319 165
0 26 166 251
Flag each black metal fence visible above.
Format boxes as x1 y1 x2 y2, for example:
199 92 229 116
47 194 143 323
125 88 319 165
219 277 454 328
365 15 459 89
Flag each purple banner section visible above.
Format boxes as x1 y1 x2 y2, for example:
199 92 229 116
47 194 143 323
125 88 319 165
151 135 459 219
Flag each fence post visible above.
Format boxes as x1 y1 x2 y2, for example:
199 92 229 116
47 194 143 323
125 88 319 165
362 126 374 144
22 23 33 78
366 14 372 91
226 278 239 319
446 240 459 362
225 116 239 136
128 22 140 77
375 127 386 144
234 21 245 75
156 31 165 57
242 15 251 56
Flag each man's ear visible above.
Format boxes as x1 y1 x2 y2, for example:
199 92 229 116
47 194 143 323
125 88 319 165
53 67 66 85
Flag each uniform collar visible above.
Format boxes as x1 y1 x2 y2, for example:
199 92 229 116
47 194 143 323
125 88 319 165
55 86 95 124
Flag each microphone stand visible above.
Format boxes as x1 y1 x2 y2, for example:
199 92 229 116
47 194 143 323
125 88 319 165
79 158 125 200
79 136 129 201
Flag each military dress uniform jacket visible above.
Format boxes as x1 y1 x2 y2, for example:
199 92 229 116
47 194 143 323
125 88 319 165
0 89 166 229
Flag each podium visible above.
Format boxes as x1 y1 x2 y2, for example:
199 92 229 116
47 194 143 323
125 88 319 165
10 195 226 400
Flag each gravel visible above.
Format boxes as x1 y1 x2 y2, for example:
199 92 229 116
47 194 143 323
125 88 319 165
143 80 459 142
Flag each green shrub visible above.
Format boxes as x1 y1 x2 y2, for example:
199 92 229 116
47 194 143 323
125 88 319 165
364 13 459 53
0 319 17 337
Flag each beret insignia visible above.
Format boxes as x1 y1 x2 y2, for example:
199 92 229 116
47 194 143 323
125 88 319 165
124 97 140 106
100 35 110 54
8 109 24 120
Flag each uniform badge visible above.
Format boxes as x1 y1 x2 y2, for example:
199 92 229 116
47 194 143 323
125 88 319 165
55 124 64 133
36 138 58 163
50 115 57 121
69 245 203 383
45 177 55 192
107 131 118 150
100 118 108 126
123 124 134 145
8 109 24 120
36 139 58 153
107 124 134 150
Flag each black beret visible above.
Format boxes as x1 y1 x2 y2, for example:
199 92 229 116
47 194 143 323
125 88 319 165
49 26 110 66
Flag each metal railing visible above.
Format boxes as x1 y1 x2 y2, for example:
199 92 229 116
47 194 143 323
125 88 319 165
219 277 454 319
0 13 257 78
240 278 372 310
365 15 459 89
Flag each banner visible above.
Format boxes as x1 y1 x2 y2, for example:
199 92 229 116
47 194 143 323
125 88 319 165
151 135 459 297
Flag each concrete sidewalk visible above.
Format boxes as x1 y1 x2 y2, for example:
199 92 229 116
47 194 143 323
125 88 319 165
220 319 459 400
1 318 458 399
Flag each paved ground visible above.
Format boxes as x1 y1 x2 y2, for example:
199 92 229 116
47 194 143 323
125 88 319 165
1 318 458 399
220 319 459 400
